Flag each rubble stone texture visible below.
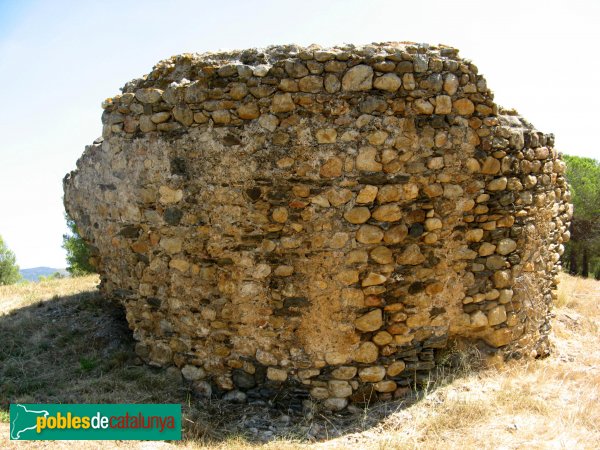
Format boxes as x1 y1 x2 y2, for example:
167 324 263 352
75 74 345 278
64 42 572 409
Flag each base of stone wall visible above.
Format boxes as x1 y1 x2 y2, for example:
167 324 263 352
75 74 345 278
141 339 454 411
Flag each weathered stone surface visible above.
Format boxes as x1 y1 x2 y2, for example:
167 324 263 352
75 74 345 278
65 42 571 411
181 365 205 381
387 361 406 376
484 328 513 348
173 105 193 126
374 380 397 393
310 386 330 400
336 269 359 285
384 224 408 244
237 103 260 119
372 331 393 345
488 177 508 191
443 73 459 95
370 246 393 264
271 93 295 113
267 367 288 382
328 380 353 397
486 255 506 269
470 311 488 328
414 98 434 114
428 157 445 170
272 207 288 223
493 270 512 288
356 146 382 172
362 272 387 287
323 397 348 411
479 242 497 257
159 186 183 204
372 204 402 222
344 207 371 224
324 74 341 93
331 366 357 380
487 305 507 326
435 95 452 114
342 64 373 91
316 128 337 144
159 237 182 254
285 60 309 78
358 366 386 382
320 157 343 178
481 157 501 175
135 88 162 103
354 309 383 332
356 225 384 244
453 98 475 115
499 289 513 304
373 73 401 92
356 185 378 204
466 229 484 242
354 342 379 363
397 244 425 265
424 218 442 231
151 112 170 123
496 238 517 255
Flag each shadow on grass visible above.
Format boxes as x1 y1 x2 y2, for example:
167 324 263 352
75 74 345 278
0 288 477 445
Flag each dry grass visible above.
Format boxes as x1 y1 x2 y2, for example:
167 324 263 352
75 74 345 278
0 276 100 315
1 273 599 449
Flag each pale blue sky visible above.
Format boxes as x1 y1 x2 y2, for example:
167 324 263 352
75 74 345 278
0 0 598 269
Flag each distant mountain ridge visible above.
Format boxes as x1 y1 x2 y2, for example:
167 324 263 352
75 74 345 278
20 267 69 282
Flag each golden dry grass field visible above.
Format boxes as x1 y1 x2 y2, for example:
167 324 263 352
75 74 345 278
0 273 598 449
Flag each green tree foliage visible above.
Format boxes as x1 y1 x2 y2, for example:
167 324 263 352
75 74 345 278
0 234 21 285
563 155 600 279
62 214 96 276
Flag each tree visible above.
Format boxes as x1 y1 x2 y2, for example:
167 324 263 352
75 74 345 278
563 155 600 220
62 214 96 276
563 155 600 278
0 234 21 285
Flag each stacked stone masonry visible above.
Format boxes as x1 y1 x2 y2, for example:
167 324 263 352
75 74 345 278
64 42 572 410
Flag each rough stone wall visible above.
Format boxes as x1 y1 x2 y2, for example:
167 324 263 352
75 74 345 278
64 43 572 410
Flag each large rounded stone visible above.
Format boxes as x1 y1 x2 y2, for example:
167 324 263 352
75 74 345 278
453 98 475 115
331 366 358 380
358 366 386 382
356 225 384 244
487 305 507 326
355 309 383 332
373 73 401 92
372 204 402 222
496 238 517 255
397 244 425 265
328 380 353 397
370 246 393 264
181 365 205 381
342 65 373 91
354 342 379 363
344 207 371 224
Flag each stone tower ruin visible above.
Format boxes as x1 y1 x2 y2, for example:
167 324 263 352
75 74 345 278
64 42 572 409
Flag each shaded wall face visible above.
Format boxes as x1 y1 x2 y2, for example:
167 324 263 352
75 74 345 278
64 44 571 406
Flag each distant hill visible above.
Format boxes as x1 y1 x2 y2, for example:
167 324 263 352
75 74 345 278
19 267 69 282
